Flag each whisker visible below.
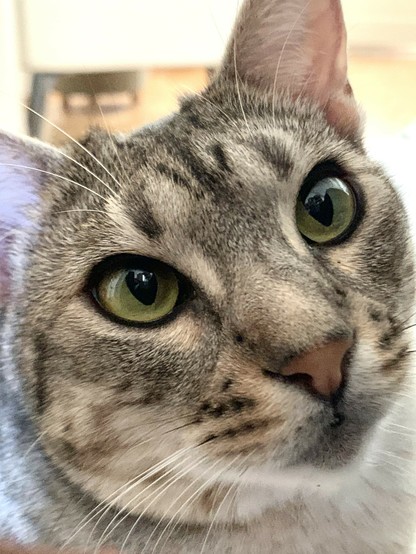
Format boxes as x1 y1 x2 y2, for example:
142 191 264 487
59 445 195 551
90 453 196 553
54 209 118 216
198 484 235 554
393 392 415 401
22 431 48 460
199 453 253 554
20 101 123 191
397 309 416 329
100 429 199 488
380 426 413 438
0 163 108 202
114 454 208 554
232 34 252 140
150 454 241 554
373 456 414 478
119 457 209 554
55 148 118 197
92 92 134 192
110 415 198 451
86 453 194 551
384 421 415 433
375 449 413 464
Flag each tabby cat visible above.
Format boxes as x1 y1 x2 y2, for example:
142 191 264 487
1 0 415 552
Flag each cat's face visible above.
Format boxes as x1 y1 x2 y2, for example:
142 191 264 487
1 0 414 526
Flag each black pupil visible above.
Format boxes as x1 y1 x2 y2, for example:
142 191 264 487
125 269 158 305
304 188 334 227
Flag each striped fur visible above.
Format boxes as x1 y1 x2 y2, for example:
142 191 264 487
1 0 415 552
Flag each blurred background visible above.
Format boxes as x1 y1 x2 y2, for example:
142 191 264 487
1 0 416 144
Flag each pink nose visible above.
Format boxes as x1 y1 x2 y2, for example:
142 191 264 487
279 339 353 398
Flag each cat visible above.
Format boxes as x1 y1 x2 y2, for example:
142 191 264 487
1 0 415 552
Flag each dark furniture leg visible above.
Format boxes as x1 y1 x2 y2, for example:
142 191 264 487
28 73 58 137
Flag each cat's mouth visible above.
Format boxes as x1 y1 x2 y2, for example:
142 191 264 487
279 377 389 472
291 410 374 470
193 333 403 480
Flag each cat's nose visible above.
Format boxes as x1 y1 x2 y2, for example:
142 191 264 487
277 338 353 398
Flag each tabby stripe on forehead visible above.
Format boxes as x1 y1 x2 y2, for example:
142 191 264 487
156 163 193 194
211 143 232 173
127 197 163 240
249 136 294 179
165 140 231 198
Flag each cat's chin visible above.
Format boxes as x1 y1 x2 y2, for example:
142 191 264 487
212 437 371 524
210 462 362 525
216 408 381 500
240 456 362 495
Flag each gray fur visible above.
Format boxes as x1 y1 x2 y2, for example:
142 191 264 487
1 0 416 552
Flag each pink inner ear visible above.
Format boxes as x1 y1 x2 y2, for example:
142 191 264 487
217 0 361 137
302 1 361 137
303 0 348 103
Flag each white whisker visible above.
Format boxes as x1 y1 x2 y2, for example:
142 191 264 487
59 445 195 551
54 209 117 216
116 454 207 554
0 163 108 202
232 35 252 140
54 148 118 198
380 426 413 438
199 483 237 554
199 453 253 554
374 457 414 478
148 454 241 554
90 454 194 551
93 96 133 192
20 101 123 190
22 431 48 460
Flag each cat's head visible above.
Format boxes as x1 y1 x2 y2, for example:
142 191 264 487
1 0 414 526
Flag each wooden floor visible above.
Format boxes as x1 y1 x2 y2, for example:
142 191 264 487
41 58 416 145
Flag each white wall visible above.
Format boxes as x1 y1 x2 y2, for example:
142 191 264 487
343 0 416 56
17 0 416 73
1 0 415 136
0 0 25 134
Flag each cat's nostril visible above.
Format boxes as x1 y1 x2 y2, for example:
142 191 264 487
281 372 314 391
266 338 353 399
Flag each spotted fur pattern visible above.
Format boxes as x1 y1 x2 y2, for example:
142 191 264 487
1 0 416 552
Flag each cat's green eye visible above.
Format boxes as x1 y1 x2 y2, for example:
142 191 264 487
296 176 357 244
92 257 182 324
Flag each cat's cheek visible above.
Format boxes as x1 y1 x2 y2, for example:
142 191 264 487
350 297 412 385
347 339 407 405
35 378 193 473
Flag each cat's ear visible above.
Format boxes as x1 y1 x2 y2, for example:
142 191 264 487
216 0 360 137
0 130 59 306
